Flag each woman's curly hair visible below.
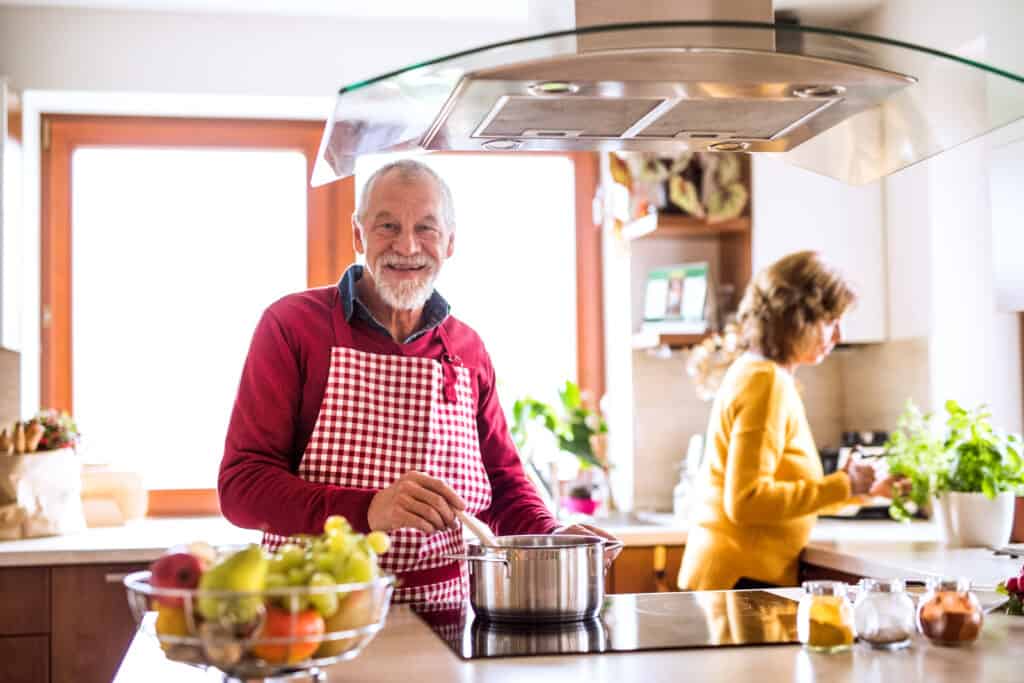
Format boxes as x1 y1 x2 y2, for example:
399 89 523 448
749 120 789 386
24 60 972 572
737 251 857 365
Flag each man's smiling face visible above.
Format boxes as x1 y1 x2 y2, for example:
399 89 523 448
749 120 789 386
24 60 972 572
355 169 454 311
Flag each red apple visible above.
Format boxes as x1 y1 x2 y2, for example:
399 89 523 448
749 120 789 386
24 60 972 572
150 552 203 607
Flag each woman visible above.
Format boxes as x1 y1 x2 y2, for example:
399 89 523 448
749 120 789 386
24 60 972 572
678 251 879 591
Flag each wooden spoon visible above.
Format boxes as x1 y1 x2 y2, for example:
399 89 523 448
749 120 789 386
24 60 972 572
456 510 500 548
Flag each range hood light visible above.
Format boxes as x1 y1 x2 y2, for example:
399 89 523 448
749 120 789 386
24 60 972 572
481 138 523 151
528 81 581 96
792 84 847 99
708 141 751 152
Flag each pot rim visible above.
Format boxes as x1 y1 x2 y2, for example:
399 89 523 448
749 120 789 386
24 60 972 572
467 534 608 551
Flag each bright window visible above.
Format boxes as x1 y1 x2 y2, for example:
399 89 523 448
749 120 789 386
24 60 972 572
71 148 307 489
354 154 578 410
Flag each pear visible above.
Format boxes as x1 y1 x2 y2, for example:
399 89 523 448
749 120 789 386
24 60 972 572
196 544 269 624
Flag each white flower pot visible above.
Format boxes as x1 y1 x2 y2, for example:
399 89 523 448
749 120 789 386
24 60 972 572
932 491 1015 548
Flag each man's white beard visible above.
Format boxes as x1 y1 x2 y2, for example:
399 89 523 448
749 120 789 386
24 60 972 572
371 254 439 311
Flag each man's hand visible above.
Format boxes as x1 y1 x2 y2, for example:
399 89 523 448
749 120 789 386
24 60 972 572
367 471 466 534
554 523 623 569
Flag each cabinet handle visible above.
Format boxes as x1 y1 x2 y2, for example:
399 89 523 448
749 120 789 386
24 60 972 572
652 545 670 592
105 572 132 584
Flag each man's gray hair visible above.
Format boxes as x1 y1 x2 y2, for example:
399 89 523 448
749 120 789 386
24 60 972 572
355 159 456 232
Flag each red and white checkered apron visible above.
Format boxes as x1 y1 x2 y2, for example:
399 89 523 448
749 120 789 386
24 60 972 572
263 316 492 606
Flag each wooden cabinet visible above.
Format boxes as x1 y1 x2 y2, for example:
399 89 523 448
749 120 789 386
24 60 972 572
0 567 50 683
751 156 886 343
52 563 148 683
0 562 147 683
606 544 685 594
0 636 49 683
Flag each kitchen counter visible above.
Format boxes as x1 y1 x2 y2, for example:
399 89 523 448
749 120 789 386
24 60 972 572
0 514 941 566
0 516 261 567
802 540 1021 590
113 590 1024 683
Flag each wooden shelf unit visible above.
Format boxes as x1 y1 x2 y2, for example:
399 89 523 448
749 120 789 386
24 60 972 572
623 213 751 241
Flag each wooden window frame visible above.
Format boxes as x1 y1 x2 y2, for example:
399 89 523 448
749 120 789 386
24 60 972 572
40 127 603 516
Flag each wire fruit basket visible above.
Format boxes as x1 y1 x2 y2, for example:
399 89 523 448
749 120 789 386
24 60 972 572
123 570 395 681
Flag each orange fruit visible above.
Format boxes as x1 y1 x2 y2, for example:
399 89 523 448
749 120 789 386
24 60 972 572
251 607 325 664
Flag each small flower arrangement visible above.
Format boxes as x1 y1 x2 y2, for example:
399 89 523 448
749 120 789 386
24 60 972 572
31 409 81 452
996 565 1024 615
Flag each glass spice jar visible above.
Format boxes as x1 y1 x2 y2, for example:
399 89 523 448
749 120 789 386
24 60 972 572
915 577 983 646
853 578 915 650
798 581 856 653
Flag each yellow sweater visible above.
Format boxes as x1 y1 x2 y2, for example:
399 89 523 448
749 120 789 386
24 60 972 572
678 356 851 590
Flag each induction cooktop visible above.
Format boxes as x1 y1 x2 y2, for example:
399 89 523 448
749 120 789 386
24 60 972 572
411 590 800 660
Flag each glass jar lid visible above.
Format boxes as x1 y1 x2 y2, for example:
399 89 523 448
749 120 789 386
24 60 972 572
858 578 906 594
802 580 849 597
926 576 972 593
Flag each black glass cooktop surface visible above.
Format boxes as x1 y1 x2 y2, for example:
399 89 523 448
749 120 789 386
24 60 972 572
411 590 799 660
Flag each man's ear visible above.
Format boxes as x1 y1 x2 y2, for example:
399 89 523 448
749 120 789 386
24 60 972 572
352 215 366 255
445 230 455 259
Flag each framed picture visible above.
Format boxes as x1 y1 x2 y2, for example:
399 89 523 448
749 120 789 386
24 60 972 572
642 262 710 333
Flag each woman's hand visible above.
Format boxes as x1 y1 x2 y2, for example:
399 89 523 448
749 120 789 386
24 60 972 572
842 454 877 496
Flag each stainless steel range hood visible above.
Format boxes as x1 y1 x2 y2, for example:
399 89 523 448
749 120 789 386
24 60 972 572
312 1 1024 186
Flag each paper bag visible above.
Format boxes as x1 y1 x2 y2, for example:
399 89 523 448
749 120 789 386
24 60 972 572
0 447 87 540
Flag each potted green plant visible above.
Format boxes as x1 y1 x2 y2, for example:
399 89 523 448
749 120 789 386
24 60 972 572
885 400 1024 547
511 380 613 514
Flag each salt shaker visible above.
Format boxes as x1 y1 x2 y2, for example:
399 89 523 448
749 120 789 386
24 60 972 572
853 578 915 649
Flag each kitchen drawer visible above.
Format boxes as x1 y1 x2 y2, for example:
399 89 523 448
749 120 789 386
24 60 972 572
608 545 685 594
0 566 50 635
52 562 149 683
0 635 49 683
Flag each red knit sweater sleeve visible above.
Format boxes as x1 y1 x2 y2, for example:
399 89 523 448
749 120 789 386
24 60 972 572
218 306 377 535
473 351 560 536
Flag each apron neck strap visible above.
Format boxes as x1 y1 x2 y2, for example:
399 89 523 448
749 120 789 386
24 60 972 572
436 323 461 404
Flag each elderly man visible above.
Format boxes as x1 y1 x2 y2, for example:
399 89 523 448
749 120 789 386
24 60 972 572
219 159 617 603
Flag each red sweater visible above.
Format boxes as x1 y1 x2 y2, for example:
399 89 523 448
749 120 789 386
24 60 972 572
219 286 558 538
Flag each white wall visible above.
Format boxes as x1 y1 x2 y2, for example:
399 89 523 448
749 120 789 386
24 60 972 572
0 6 548 97
859 0 1024 433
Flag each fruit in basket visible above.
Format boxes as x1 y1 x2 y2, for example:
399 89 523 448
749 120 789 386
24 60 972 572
150 552 203 607
154 604 190 650
316 588 379 658
196 544 269 623
251 606 326 664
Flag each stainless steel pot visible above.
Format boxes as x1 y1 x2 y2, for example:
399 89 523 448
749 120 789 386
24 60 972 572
445 534 622 623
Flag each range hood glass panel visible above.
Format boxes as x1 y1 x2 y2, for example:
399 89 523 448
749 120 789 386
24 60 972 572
312 22 1024 186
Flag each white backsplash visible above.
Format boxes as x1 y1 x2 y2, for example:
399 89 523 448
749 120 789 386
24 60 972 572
631 337 931 511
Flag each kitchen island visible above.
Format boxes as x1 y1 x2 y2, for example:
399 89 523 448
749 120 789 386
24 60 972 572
113 590 1024 683
105 516 1024 683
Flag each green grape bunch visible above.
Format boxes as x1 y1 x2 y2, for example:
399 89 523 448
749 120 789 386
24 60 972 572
264 516 390 618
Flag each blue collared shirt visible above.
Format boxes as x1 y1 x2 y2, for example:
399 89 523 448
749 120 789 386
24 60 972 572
337 264 451 344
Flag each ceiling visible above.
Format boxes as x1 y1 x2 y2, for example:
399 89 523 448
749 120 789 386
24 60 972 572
0 0 882 25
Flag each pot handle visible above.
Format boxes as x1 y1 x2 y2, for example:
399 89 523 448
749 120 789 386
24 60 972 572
442 554 511 575
601 539 624 553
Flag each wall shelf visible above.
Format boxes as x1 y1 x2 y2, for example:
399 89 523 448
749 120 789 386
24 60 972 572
622 212 751 241
632 329 710 351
